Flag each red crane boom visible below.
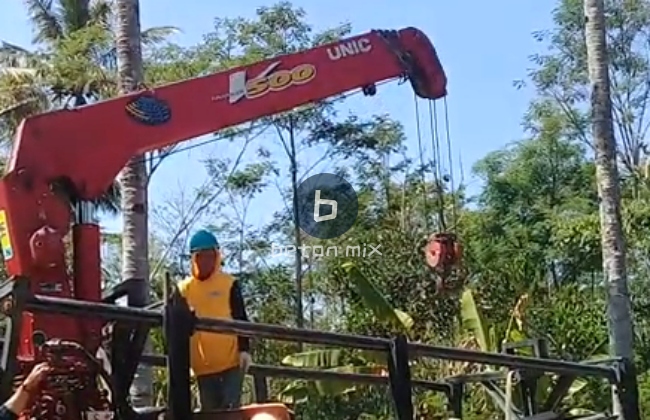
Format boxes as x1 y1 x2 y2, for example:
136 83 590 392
0 27 446 418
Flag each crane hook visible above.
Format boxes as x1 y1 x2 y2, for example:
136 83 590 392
424 232 462 292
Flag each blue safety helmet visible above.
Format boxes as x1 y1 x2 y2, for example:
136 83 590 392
189 229 219 253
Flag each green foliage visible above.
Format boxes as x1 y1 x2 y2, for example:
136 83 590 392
45 23 115 101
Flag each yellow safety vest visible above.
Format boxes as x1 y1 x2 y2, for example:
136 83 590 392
178 272 239 376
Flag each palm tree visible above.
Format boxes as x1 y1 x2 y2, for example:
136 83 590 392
0 0 111 137
583 0 640 417
115 0 152 408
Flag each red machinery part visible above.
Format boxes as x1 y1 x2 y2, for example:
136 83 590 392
20 340 111 420
424 232 462 275
0 27 447 418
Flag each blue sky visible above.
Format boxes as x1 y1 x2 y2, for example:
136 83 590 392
1 0 555 237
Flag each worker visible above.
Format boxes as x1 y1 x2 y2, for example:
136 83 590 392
0 362 51 419
178 229 252 411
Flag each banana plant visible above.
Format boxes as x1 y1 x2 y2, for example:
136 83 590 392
278 349 390 402
277 262 411 402
458 288 593 414
341 261 414 330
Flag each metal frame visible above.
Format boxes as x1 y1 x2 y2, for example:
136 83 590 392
102 277 152 418
0 277 640 420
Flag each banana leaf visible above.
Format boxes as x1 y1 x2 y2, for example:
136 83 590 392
277 380 310 403
460 288 490 351
342 262 413 330
281 349 343 368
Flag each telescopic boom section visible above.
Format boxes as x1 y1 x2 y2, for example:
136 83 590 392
0 27 446 355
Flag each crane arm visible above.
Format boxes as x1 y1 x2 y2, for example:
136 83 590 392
0 26 446 419
10 28 445 198
0 26 446 353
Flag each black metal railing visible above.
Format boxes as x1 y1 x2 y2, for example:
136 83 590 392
1 277 637 420
26 293 617 378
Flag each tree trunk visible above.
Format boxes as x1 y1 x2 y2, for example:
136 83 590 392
115 0 152 408
584 0 639 417
287 118 304 337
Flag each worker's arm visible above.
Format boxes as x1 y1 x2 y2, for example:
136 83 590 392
1 363 51 419
1 384 32 419
229 280 250 352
